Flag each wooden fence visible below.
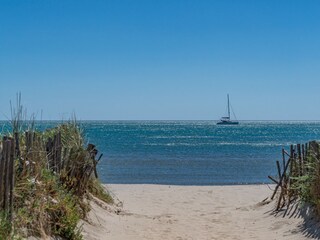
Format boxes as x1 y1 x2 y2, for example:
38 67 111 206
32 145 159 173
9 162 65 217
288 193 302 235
0 130 101 223
0 137 15 221
268 141 319 211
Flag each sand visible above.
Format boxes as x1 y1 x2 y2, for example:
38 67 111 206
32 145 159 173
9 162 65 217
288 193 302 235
81 184 320 240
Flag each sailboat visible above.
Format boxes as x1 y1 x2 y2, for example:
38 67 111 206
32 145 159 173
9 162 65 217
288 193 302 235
217 94 239 125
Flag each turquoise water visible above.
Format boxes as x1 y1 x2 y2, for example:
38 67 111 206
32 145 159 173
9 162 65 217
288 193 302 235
1 121 320 185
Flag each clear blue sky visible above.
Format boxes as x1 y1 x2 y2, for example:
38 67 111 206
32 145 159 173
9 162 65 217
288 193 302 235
1 0 320 120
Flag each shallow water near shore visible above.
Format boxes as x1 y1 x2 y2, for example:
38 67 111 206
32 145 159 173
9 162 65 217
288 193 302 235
1 120 320 185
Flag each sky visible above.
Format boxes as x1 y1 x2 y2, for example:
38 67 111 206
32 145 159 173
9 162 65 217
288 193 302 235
1 0 320 120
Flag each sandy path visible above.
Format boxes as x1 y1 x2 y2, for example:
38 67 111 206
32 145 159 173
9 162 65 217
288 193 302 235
81 184 319 240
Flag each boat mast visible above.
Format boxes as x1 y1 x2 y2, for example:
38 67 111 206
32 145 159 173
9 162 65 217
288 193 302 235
227 94 230 119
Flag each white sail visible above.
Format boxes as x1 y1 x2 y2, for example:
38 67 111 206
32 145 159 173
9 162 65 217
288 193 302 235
217 94 239 125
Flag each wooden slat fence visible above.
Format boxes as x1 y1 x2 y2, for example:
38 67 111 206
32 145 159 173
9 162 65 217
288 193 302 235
0 137 15 222
269 141 319 212
0 130 101 226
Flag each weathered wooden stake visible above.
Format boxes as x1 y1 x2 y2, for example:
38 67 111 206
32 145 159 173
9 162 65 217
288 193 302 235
271 157 292 200
3 140 11 212
297 144 302 176
0 138 5 208
8 138 15 221
282 148 286 171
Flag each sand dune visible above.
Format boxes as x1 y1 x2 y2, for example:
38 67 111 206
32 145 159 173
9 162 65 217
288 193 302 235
81 184 319 240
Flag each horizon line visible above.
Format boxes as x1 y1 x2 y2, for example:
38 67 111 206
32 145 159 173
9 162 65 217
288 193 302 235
1 119 320 122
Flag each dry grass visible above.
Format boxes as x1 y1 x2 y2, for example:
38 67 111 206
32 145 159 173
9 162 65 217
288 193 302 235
291 142 320 216
0 122 113 239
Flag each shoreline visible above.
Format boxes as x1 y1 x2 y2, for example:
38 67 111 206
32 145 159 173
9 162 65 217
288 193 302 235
99 182 274 186
81 184 317 240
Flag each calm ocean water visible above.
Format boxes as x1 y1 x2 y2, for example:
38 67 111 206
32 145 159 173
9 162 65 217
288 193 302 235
1 120 320 185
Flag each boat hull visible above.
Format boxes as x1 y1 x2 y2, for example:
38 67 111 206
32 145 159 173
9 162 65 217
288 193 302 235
217 121 239 125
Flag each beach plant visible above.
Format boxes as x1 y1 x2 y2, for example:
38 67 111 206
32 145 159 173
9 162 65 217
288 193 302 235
0 121 112 239
0 96 113 239
289 144 320 215
307 156 320 215
0 212 12 239
13 168 83 239
13 124 112 238
88 178 114 204
10 92 24 134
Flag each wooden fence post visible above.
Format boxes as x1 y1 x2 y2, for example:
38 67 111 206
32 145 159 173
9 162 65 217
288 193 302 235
55 132 62 173
3 139 11 213
46 137 53 170
0 138 5 209
297 144 302 176
87 144 98 178
8 138 15 221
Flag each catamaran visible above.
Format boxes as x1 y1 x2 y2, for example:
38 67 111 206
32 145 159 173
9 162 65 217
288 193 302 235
217 94 239 125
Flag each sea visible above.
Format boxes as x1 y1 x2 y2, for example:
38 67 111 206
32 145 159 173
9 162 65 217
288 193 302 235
1 120 320 185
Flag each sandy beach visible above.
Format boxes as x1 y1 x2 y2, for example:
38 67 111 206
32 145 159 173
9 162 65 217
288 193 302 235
81 184 319 240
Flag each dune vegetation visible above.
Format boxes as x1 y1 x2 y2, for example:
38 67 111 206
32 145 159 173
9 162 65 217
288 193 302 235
271 141 320 220
0 97 113 239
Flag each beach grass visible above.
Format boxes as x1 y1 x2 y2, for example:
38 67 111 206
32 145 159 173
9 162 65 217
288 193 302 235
0 119 113 239
291 143 320 216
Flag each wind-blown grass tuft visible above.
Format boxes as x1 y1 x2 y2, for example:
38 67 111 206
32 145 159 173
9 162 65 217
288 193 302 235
0 121 113 239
